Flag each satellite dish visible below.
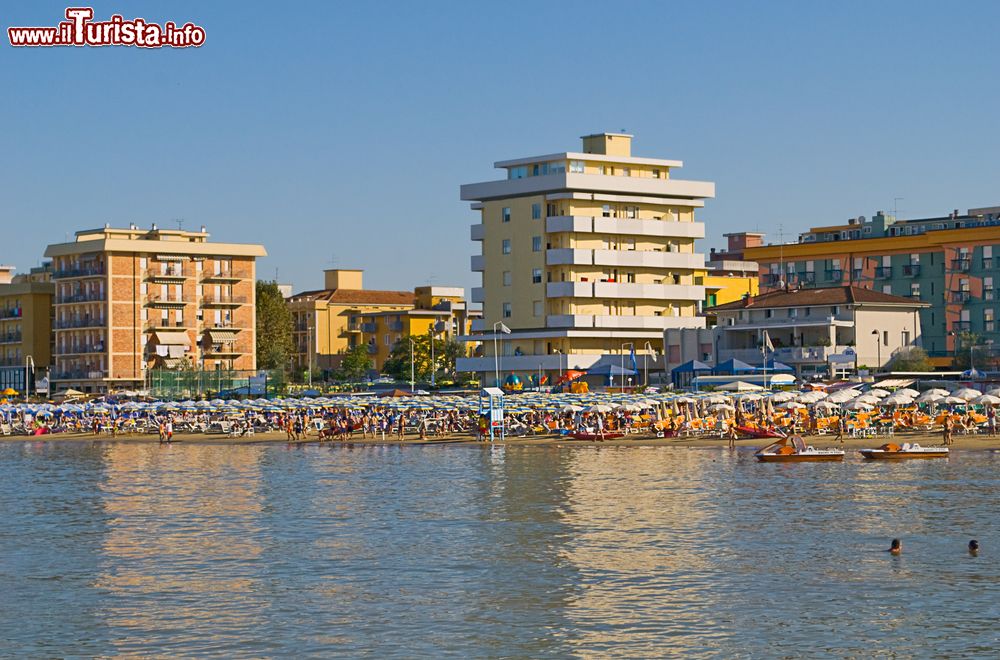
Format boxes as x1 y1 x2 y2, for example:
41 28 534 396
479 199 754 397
858 216 866 223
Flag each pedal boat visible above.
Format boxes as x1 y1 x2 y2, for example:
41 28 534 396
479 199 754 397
755 436 845 462
859 442 949 460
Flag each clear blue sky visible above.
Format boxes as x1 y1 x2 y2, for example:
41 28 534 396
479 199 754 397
4 1 999 294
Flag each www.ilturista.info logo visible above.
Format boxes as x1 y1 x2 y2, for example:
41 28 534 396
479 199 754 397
8 7 205 48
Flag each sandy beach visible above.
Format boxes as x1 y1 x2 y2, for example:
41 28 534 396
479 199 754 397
6 429 999 451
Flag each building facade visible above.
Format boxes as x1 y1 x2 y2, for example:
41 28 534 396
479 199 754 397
745 206 1000 366
288 271 475 376
44 225 265 393
0 265 54 393
458 132 715 384
668 286 929 378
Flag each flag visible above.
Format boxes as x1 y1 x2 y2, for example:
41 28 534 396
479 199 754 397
763 330 774 354
629 347 638 374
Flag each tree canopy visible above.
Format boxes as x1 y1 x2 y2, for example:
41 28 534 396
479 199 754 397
338 344 373 382
886 347 933 372
382 335 462 383
255 280 294 371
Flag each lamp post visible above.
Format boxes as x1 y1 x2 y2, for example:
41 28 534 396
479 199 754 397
24 355 34 399
429 325 436 388
493 321 511 388
871 329 881 372
554 348 563 378
621 342 634 393
409 338 416 392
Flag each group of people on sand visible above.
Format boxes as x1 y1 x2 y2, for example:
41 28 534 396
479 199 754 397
888 538 980 556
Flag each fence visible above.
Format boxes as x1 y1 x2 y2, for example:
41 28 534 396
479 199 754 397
149 368 286 400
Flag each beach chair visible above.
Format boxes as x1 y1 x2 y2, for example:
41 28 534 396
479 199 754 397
0 423 10 436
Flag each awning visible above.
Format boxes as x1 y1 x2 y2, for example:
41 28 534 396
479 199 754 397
156 255 186 262
153 331 190 346
168 345 186 358
158 357 182 368
205 329 238 343
875 378 916 388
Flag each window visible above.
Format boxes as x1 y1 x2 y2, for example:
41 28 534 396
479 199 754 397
622 167 631 176
502 271 512 286
546 203 557 217
508 166 527 180
902 330 911 345
502 303 512 318
501 207 511 223
532 236 542 252
987 277 994 300
985 246 993 269
765 310 773 318
883 331 889 346
985 309 995 333
883 285 892 294
911 282 920 298
569 160 585 173
502 239 511 255
789 308 798 318
532 268 542 284
531 203 541 220
139 257 147 269
384 334 391 346
533 301 543 316
626 272 636 283
831 306 840 315
602 204 611 217
652 169 661 179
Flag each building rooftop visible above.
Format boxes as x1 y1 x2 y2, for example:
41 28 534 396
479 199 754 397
290 288 415 306
710 286 931 312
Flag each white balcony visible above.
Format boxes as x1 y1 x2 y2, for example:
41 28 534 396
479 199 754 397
592 250 704 269
470 319 487 332
470 287 484 303
471 255 485 272
592 282 705 301
470 224 485 241
594 315 705 330
546 216 594 233
546 314 594 328
546 248 593 266
460 173 715 203
546 282 593 298
592 217 705 239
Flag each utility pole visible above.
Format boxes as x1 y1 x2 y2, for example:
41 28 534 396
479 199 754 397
409 338 416 392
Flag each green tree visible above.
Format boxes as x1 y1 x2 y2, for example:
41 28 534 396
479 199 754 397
255 280 294 371
338 344 373 382
886 347 933 372
382 335 463 383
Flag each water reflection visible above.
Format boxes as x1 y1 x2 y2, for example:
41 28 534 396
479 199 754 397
0 443 997 657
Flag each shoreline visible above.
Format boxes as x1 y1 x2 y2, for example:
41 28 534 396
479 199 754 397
5 430 1000 451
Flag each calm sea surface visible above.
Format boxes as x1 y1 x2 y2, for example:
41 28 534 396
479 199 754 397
1 442 998 658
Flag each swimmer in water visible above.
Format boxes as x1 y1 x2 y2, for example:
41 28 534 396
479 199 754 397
888 538 902 555
968 540 979 556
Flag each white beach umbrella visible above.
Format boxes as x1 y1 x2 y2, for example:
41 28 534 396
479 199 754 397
813 401 840 412
708 403 735 412
952 387 982 401
855 394 882 405
588 404 613 413
943 396 968 405
779 401 806 410
925 388 951 397
827 389 861 403
896 388 920 397
985 388 1000 397
769 391 796 403
867 388 891 398
843 400 874 411
706 394 731 404
974 394 1000 405
917 391 944 403
882 394 915 406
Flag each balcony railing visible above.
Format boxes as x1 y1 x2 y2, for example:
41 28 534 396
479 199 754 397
762 275 781 286
875 266 892 279
144 320 187 330
851 269 862 280
201 295 247 306
986 289 995 301
797 272 815 284
147 268 186 280
202 271 240 281
903 264 921 277
951 259 971 272
146 295 187 307
203 345 241 356
361 323 377 333
55 318 106 329
0 308 23 320
367 344 378 354
951 291 971 304
952 321 971 332
825 270 843 281
983 258 993 270
56 292 106 304
0 333 23 344
388 321 404 332
58 344 106 355
53 266 105 279
51 370 106 380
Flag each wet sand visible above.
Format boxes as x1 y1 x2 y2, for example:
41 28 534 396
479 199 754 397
5 429 1000 451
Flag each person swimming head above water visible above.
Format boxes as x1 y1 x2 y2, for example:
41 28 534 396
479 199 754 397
969 540 979 555
888 539 902 554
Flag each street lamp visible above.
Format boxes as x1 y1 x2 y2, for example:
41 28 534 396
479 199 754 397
429 325 436 388
493 321 511 388
409 338 416 392
553 348 564 378
871 329 881 372
621 342 634 393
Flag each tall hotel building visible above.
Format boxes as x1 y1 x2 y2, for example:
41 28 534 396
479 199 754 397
44 225 266 393
458 133 715 383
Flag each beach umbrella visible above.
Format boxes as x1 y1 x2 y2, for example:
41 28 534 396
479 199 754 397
827 389 861 403
587 404 613 413
985 388 1000 397
708 403 735 412
769 391 796 403
916 391 944 403
843 400 874 411
896 388 920 397
855 395 882 405
779 401 805 410
813 401 840 411
867 388 890 398
974 394 1000 405
943 396 967 405
705 394 731 404
952 387 982 401
882 394 914 406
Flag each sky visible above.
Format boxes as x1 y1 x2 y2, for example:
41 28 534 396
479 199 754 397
3 1 1000 295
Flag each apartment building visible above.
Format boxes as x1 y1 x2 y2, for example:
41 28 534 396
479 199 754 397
458 132 714 384
745 206 1000 366
44 225 265 393
288 271 475 375
0 265 54 393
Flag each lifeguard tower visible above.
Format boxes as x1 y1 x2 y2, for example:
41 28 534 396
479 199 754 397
479 387 505 442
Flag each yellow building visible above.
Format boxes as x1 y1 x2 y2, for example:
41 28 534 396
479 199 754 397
0 265 54 394
459 132 715 385
44 225 266 394
288 272 476 375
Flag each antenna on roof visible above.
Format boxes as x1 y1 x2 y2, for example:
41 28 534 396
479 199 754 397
174 218 185 231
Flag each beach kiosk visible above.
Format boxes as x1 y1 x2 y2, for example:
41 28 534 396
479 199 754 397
479 387 505 442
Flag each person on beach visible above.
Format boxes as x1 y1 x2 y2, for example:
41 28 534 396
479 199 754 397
943 416 953 446
596 412 606 441
285 417 295 442
968 540 979 556
165 418 173 443
988 406 997 436
396 413 405 441
888 539 902 555
158 421 166 443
